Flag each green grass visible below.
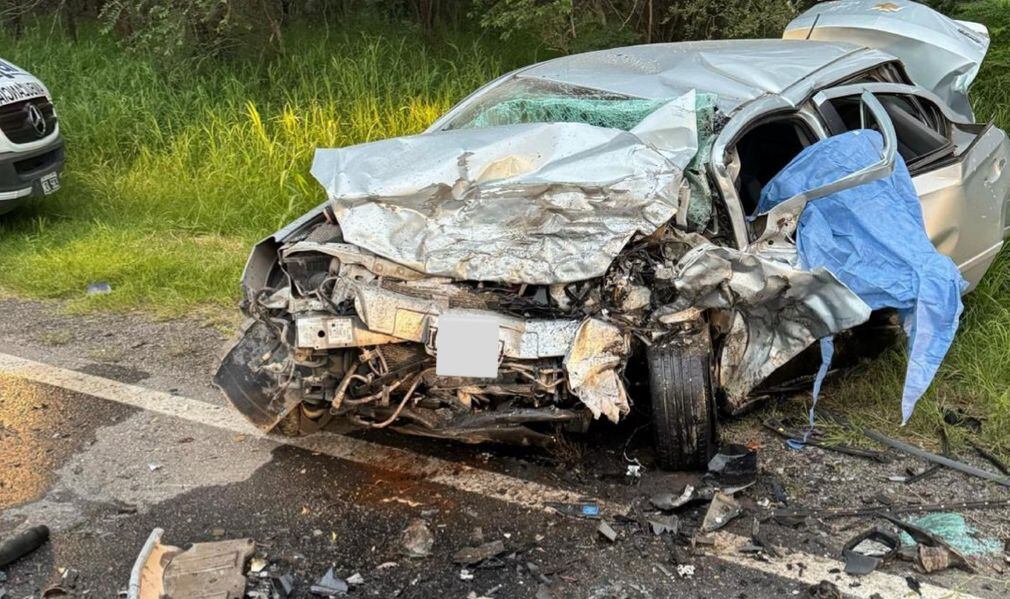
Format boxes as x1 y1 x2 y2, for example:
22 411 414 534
0 20 541 314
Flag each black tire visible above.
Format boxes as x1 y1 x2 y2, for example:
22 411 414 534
647 328 718 471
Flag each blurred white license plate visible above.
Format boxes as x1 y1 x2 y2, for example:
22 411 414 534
435 311 499 378
40 171 60 195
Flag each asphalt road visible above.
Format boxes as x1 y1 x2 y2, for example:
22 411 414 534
0 298 1007 598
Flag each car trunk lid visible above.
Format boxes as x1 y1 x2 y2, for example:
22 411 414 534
783 0 989 121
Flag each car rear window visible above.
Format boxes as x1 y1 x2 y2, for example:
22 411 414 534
442 77 667 131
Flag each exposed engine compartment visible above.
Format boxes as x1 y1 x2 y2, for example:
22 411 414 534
215 207 717 446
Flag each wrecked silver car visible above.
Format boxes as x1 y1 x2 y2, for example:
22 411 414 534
216 1 1010 469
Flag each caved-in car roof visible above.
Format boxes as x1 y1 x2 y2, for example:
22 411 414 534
515 39 897 113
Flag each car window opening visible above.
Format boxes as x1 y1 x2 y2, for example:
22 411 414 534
733 118 815 215
826 94 954 170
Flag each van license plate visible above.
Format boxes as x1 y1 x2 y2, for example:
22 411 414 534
40 172 60 195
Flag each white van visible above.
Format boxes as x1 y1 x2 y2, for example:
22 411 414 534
0 58 64 215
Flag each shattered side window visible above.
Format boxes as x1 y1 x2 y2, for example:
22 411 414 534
443 77 669 131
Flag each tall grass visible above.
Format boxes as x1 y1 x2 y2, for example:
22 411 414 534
0 20 540 311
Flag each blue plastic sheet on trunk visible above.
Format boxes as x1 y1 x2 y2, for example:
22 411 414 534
756 129 965 423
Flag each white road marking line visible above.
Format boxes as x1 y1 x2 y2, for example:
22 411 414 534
0 353 595 510
0 352 982 599
710 532 978 599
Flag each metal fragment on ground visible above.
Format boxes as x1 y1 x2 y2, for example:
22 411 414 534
597 521 618 542
453 540 506 565
647 515 679 536
707 444 757 488
271 574 294 598
249 556 268 573
401 519 435 558
650 485 696 511
700 492 742 533
310 568 348 596
841 527 899 576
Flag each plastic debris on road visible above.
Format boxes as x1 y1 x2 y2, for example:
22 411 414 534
756 129 965 424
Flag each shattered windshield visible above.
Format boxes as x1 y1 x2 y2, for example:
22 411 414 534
443 77 670 131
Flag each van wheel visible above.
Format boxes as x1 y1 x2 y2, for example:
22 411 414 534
647 328 717 471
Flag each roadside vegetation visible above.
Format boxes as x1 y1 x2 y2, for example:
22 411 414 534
0 0 1007 455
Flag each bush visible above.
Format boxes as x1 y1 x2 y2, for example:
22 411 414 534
97 0 284 62
473 0 798 53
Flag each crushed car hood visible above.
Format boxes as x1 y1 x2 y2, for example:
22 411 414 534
310 91 699 284
784 0 989 122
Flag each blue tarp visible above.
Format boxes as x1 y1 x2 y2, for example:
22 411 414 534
756 129 965 423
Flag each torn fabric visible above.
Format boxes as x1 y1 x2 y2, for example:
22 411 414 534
668 243 871 402
311 91 699 284
756 129 965 423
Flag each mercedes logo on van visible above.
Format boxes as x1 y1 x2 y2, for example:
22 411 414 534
24 104 45 137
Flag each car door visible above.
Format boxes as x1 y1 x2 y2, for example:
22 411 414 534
811 83 1010 290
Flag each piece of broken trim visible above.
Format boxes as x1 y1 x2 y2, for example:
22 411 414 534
707 444 758 488
648 515 679 536
128 528 254 599
650 485 699 512
0 525 49 568
700 492 743 533
310 568 349 596
771 497 1010 522
453 540 506 565
841 527 900 575
597 521 618 542
762 418 892 463
824 411 1010 487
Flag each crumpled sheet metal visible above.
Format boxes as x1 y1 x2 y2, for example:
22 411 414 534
784 0 989 121
562 318 631 423
311 91 698 284
669 243 871 402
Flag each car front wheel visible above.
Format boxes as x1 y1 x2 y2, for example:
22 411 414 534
647 326 717 471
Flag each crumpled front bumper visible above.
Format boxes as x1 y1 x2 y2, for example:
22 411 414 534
289 277 632 423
